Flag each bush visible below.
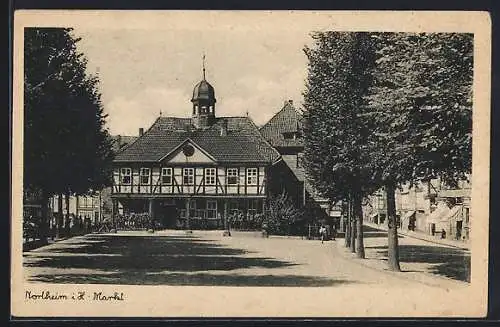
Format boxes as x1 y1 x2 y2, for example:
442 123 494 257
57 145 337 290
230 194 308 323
264 191 305 236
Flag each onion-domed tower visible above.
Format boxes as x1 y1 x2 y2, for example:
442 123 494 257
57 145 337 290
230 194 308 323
191 56 216 129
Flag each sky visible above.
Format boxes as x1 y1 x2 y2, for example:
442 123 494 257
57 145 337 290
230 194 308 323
72 25 314 136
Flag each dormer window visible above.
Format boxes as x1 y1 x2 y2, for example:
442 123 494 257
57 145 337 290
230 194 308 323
283 132 296 139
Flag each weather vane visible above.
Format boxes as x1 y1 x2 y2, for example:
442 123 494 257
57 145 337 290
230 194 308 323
202 53 206 80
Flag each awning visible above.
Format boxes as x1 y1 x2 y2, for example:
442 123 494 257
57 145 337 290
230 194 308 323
329 210 342 217
401 210 415 221
438 189 471 198
426 203 450 224
440 205 462 222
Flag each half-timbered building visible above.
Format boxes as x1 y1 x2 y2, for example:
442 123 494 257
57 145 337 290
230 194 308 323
111 72 282 229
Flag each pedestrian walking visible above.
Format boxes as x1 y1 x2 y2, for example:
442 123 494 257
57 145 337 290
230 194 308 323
319 225 327 244
331 225 337 241
441 229 447 239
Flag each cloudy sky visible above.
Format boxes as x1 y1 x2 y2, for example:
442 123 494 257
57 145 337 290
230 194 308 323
72 20 314 136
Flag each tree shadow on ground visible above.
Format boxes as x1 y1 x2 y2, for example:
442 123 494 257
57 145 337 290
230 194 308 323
29 272 352 287
24 235 292 272
362 225 403 238
23 234 355 286
35 235 250 256
369 244 470 282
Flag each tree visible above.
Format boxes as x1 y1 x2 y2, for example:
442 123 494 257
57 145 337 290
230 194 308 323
302 32 378 258
365 33 473 270
24 28 114 241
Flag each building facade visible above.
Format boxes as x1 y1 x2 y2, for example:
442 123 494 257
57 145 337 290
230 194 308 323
364 178 471 241
50 194 101 224
111 73 282 229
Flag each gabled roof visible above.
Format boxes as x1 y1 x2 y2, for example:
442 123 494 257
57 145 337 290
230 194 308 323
114 116 281 164
260 100 304 148
159 137 217 163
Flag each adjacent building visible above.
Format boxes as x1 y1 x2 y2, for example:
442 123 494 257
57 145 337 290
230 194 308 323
260 100 341 230
364 178 471 241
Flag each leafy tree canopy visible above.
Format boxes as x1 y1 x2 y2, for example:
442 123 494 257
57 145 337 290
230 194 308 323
24 28 114 198
365 33 473 187
302 32 378 202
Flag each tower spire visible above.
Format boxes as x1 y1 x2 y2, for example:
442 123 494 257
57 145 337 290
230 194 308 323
202 53 206 80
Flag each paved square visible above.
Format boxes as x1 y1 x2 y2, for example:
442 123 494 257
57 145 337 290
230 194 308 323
23 227 470 290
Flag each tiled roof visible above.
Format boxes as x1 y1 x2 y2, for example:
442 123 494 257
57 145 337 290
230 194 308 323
114 116 281 164
110 135 139 152
259 100 304 148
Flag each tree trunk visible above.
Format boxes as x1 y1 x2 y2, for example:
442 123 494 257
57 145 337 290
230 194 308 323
57 194 63 239
39 190 49 245
344 198 351 247
386 183 401 271
350 197 356 253
354 193 365 258
65 191 70 237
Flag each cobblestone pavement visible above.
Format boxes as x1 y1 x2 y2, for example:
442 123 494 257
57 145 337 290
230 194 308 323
23 228 469 290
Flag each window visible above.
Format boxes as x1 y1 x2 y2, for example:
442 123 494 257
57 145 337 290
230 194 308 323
183 168 194 185
297 153 303 168
246 168 258 185
140 168 150 185
377 196 385 209
227 168 239 185
161 167 172 185
205 168 216 185
283 132 296 139
121 168 131 185
207 200 217 219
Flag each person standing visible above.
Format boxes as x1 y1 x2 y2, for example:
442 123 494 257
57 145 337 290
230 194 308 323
319 225 327 244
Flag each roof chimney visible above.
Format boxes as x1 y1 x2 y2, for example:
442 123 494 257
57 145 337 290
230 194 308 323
220 119 228 137
139 128 144 136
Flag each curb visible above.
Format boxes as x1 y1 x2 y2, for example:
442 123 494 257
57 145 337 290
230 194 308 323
399 231 470 251
364 223 470 251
